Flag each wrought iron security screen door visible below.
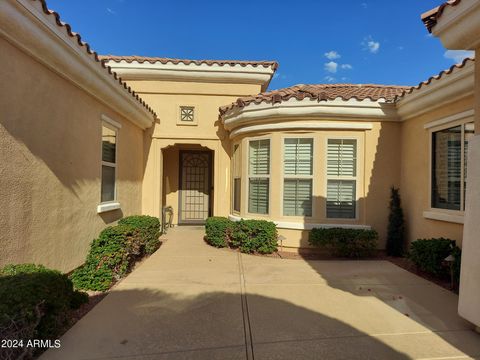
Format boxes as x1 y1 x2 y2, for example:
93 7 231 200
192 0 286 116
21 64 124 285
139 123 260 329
179 151 212 224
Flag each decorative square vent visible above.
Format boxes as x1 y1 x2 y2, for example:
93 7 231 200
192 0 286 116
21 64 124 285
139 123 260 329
180 106 195 122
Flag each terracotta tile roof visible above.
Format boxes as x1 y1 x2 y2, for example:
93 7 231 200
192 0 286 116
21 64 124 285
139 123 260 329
395 56 474 100
34 0 157 119
219 84 410 116
100 55 279 70
421 0 462 33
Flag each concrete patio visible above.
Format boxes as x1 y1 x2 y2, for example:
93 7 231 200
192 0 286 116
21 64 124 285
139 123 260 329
41 227 480 360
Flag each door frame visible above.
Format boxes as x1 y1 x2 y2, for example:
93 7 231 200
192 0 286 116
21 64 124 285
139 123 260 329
178 150 213 225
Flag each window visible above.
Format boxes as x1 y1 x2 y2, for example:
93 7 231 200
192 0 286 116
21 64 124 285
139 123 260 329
248 139 270 214
283 138 313 216
432 122 474 211
232 144 241 213
180 106 195 122
326 139 357 219
101 124 117 203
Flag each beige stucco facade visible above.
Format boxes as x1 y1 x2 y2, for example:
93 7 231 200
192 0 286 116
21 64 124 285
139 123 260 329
400 95 474 246
0 37 147 271
128 80 265 223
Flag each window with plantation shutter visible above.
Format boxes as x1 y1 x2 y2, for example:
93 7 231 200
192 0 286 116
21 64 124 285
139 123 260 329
431 122 474 211
248 139 270 214
326 139 357 219
232 144 241 213
283 138 313 216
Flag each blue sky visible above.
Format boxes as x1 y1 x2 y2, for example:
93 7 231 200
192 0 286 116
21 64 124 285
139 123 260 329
47 0 474 91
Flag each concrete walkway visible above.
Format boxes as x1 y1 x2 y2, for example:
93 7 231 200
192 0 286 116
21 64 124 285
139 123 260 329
42 227 480 360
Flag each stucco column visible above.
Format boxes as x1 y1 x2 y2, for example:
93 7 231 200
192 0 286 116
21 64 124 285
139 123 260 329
458 47 480 328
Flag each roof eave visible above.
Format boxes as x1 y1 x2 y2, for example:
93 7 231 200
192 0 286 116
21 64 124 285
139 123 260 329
396 59 474 120
103 58 277 90
425 0 480 49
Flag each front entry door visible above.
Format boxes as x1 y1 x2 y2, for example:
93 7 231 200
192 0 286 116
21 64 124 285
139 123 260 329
179 151 212 224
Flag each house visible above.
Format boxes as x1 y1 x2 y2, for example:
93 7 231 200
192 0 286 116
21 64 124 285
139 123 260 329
420 0 480 332
0 0 479 327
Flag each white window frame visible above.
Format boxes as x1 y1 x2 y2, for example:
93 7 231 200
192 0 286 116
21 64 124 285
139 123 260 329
281 136 314 217
247 136 271 216
232 143 241 214
325 136 359 220
425 115 474 222
98 115 121 213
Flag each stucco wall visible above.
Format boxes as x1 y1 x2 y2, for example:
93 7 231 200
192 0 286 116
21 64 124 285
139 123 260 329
126 80 261 221
0 38 144 272
230 121 400 249
400 95 474 246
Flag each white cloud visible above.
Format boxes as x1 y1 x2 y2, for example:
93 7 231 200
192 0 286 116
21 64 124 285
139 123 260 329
361 2 367 8
444 50 474 63
106 7 116 14
324 51 341 60
341 64 352 70
363 36 380 54
324 76 336 83
324 61 338 73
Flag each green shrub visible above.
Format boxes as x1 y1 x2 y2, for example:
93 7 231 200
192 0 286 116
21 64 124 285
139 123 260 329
205 217 278 254
309 228 378 258
0 264 88 343
70 225 143 291
230 219 278 254
205 217 233 248
386 187 406 257
409 238 458 276
119 215 161 254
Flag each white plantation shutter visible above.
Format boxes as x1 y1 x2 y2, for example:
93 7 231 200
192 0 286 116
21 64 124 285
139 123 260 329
249 179 269 214
284 138 313 175
248 140 270 214
249 140 270 175
327 139 356 177
327 139 357 219
283 179 312 216
327 180 356 218
283 138 313 216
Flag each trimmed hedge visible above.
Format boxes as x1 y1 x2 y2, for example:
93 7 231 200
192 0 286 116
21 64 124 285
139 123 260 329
0 264 88 358
205 217 278 254
409 238 460 278
71 225 141 291
71 215 161 291
309 227 378 258
119 215 161 254
205 217 232 248
231 219 278 254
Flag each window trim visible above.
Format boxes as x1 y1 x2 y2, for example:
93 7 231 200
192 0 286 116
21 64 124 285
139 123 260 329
281 135 315 218
98 118 120 212
325 136 360 221
246 136 271 216
427 116 474 218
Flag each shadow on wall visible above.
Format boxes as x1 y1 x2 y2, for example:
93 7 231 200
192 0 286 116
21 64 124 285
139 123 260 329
44 288 412 359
